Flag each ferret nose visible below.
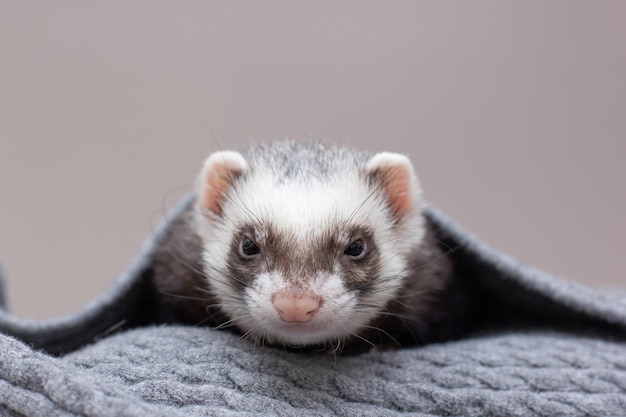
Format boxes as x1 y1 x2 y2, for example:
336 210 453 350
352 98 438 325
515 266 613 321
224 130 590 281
272 292 321 323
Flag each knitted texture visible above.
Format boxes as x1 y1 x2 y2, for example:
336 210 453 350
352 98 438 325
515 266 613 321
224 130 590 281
1 326 624 417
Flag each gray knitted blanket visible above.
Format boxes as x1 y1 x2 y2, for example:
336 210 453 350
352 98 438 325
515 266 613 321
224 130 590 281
1 195 625 417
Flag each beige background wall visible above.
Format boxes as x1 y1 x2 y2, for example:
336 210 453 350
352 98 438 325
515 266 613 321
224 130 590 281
0 1 624 319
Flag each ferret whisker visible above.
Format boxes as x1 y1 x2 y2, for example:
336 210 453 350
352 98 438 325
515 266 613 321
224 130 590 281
359 324 402 348
240 326 258 341
330 329 343 354
94 319 128 341
158 290 209 302
333 183 384 264
194 314 221 327
411 249 461 273
161 248 208 278
160 254 206 278
384 298 415 310
423 235 462 256
394 289 429 300
351 273 403 292
210 134 265 230
343 183 383 230
148 184 191 235
192 286 215 296
353 302 384 309
348 331 376 348
362 309 416 322
226 193 264 230
205 265 249 287
205 301 241 311
214 317 243 330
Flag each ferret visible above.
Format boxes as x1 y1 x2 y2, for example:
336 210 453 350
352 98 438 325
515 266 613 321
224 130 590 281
151 141 478 354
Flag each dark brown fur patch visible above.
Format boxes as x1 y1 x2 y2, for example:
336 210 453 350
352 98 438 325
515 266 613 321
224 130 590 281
151 203 225 327
224 220 385 296
225 225 265 291
337 228 382 295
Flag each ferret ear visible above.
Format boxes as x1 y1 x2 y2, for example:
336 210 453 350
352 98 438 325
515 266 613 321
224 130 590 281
365 152 422 222
198 151 248 216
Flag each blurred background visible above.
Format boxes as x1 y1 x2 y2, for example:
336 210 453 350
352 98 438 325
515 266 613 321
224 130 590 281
0 1 624 319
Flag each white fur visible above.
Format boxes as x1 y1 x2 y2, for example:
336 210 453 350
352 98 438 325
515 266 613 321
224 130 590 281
195 146 426 346
242 271 362 345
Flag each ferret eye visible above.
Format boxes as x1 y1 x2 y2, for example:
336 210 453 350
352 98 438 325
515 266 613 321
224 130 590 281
240 237 261 257
344 239 365 259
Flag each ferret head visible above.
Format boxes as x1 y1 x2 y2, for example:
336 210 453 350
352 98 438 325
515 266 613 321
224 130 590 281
194 142 425 349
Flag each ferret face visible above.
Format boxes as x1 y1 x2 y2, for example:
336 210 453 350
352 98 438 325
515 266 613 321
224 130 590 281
194 142 425 348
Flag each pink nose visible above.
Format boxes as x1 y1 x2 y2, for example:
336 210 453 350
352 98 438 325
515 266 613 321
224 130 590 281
272 292 321 323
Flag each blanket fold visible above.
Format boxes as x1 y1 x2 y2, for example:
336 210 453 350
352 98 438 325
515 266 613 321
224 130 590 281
0 194 624 416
